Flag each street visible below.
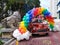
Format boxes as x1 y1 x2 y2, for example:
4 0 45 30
10 32 60 45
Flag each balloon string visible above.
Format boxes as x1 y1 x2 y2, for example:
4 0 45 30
16 40 19 45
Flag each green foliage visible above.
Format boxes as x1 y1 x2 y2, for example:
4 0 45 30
27 0 40 7
0 0 40 20
0 8 2 13
8 0 15 4
6 0 40 11
0 40 3 45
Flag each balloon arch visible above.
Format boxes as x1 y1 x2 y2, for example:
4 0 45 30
18 7 54 34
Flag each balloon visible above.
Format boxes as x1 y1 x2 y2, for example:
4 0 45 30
23 18 25 21
46 15 54 20
35 8 40 15
26 13 29 17
13 7 55 41
33 8 39 16
49 24 54 30
24 18 30 23
38 7 44 14
19 21 25 27
40 7 45 12
18 27 27 34
24 23 28 28
23 15 26 18
29 13 32 18
18 7 54 34
29 17 32 21
23 16 27 21
28 10 32 14
42 9 50 16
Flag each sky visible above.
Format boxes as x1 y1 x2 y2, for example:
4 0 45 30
40 0 50 11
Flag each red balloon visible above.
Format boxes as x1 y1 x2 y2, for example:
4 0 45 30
33 8 39 16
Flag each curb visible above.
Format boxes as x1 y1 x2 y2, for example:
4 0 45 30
3 38 15 45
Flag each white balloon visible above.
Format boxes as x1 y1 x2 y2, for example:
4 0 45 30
53 19 60 31
13 29 31 41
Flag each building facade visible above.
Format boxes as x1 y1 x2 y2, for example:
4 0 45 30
57 1 60 19
40 0 59 19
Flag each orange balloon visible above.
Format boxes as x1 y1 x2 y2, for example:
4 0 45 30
39 7 45 13
18 27 27 34
49 22 54 25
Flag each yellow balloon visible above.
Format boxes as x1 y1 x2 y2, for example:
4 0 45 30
20 24 24 27
49 22 54 25
40 7 45 12
40 7 45 14
22 27 27 31
19 21 25 27
39 7 45 14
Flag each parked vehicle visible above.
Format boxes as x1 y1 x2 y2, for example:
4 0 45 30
28 15 49 35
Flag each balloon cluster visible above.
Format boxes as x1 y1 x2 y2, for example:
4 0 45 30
19 7 54 34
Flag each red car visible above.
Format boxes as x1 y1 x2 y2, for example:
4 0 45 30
28 16 49 35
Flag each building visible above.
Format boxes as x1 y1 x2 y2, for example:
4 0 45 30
40 0 59 19
57 1 60 19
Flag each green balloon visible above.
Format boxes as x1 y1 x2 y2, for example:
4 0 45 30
24 23 28 28
24 21 28 24
23 15 27 20
42 9 47 14
23 18 25 21
24 21 28 28
49 24 54 30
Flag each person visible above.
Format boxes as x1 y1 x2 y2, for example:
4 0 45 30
37 15 44 23
32 15 43 23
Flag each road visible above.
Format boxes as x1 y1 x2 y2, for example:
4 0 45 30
10 32 60 45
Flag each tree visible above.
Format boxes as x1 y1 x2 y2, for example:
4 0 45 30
0 40 3 45
19 0 40 18
0 0 10 21
0 0 40 21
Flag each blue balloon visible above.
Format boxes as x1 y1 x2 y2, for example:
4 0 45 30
29 17 32 21
26 13 29 17
29 12 32 15
30 12 33 18
26 17 29 20
42 9 50 16
28 10 32 14
45 11 50 15
27 20 30 23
